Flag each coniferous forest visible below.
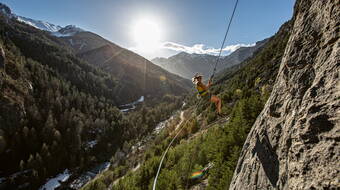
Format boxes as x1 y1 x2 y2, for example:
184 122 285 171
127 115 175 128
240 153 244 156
2 0 338 189
0 13 186 189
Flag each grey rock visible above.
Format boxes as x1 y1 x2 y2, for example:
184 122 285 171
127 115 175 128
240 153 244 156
0 45 5 69
230 0 339 189
0 3 11 16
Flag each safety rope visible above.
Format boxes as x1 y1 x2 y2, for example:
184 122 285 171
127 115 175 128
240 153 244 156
153 0 239 189
210 0 239 81
152 99 203 190
152 101 228 190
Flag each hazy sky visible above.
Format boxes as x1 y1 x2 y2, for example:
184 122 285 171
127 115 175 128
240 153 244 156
1 0 295 59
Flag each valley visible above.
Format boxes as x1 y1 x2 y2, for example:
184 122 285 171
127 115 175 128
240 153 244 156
0 0 339 190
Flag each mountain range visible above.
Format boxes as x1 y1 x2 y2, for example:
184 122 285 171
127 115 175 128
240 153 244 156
152 39 267 79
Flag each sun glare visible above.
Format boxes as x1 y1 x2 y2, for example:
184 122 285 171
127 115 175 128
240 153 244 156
132 18 162 53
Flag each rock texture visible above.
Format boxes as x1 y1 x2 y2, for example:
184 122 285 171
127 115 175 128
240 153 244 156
229 0 339 189
0 45 5 69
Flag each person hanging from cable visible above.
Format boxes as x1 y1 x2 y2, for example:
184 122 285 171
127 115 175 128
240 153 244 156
192 73 222 114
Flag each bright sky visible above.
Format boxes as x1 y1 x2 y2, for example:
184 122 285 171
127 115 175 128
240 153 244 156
1 0 295 59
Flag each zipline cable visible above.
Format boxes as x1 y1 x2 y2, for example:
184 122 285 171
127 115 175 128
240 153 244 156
210 0 239 80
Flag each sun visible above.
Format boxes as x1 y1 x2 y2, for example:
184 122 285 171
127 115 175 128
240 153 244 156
132 18 162 53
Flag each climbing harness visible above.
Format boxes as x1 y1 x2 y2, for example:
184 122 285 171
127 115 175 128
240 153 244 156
153 0 239 189
196 84 208 97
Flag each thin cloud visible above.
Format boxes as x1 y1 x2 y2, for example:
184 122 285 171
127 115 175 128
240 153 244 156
161 41 256 55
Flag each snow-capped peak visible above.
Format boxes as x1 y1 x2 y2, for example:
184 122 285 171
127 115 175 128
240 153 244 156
0 3 61 32
0 3 84 36
60 25 84 33
16 16 62 32
52 25 84 37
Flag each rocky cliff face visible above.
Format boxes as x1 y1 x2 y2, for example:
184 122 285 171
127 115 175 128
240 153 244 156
229 0 339 189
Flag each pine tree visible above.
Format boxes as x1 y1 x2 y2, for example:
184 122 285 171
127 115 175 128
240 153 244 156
53 129 61 141
27 154 35 169
43 111 55 144
19 160 25 171
22 126 29 138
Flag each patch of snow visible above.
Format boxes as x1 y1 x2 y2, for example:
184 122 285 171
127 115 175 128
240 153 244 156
86 140 97 149
1 3 85 36
52 25 84 37
14 14 83 37
16 16 62 32
39 169 70 190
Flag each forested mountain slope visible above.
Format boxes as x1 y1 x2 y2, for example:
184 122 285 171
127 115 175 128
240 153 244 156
0 2 191 104
0 12 186 189
58 30 191 103
81 17 292 190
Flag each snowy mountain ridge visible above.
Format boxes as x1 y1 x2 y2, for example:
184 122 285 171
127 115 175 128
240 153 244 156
16 16 62 32
0 2 84 36
152 39 268 79
52 25 85 37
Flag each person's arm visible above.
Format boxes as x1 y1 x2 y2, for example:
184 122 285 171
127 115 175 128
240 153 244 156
206 79 212 88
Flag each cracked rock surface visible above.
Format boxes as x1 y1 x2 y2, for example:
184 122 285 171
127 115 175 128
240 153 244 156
229 0 339 189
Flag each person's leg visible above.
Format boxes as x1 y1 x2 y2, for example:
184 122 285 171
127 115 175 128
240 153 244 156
216 97 222 114
211 95 222 114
